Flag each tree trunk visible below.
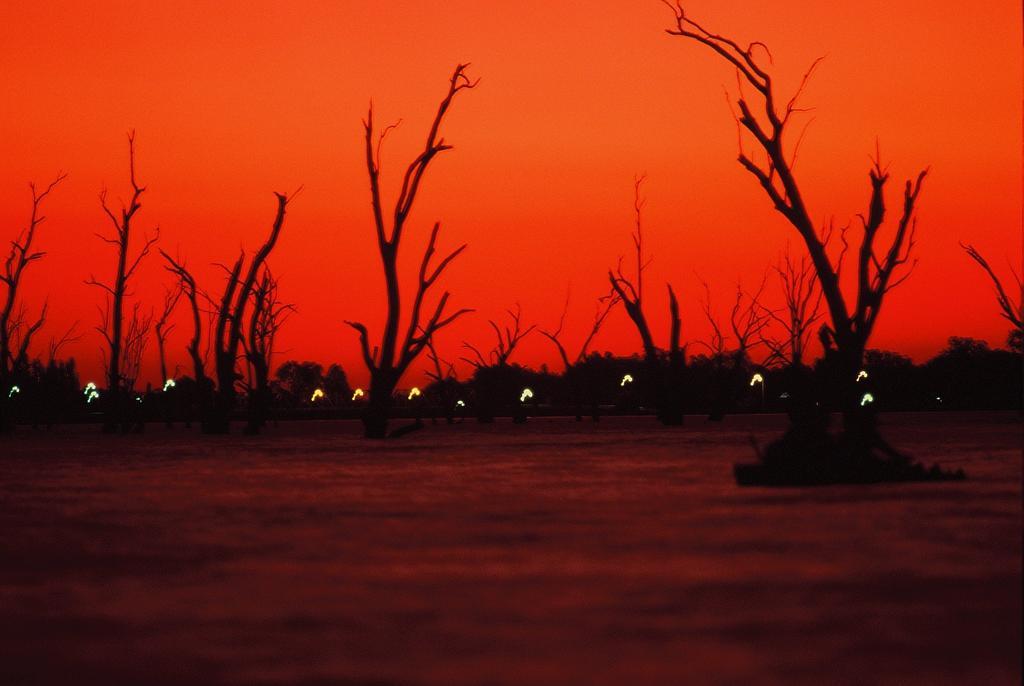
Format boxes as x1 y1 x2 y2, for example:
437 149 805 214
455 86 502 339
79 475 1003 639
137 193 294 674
363 371 397 439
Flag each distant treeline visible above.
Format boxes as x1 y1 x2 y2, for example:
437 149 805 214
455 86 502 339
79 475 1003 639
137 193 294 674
4 336 1019 429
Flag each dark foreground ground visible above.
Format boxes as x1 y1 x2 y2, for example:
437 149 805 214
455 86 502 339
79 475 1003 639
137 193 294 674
1 412 1020 685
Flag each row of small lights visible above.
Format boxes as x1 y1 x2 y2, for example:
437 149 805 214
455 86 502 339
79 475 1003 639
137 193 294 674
15 369 946 410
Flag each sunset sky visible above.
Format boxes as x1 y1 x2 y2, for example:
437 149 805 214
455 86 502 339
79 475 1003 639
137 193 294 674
1 1 1020 388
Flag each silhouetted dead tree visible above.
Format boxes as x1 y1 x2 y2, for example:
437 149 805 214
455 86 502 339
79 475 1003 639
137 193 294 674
205 192 294 434
665 5 926 437
730 276 770 360
608 175 684 425
424 333 459 424
758 247 823 368
160 250 213 423
1 178 63 372
460 304 535 423
960 243 1023 339
345 64 476 439
540 287 617 371
540 288 617 421
698 276 770 418
243 266 293 434
697 280 727 359
47 323 80 365
120 302 152 398
86 132 159 433
0 174 65 431
463 304 536 369
154 284 181 386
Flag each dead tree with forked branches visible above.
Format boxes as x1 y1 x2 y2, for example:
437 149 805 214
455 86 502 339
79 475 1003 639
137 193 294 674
666 4 963 481
758 247 824 370
540 288 617 420
462 304 535 369
697 275 770 418
154 284 181 387
462 304 535 422
345 65 476 438
153 283 181 427
608 175 684 425
424 334 460 424
1 174 66 431
160 250 214 426
243 266 293 434
960 242 1023 351
205 192 294 434
119 302 153 399
86 132 159 433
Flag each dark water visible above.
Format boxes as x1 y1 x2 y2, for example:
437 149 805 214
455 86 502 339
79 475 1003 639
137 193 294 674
1 413 1020 685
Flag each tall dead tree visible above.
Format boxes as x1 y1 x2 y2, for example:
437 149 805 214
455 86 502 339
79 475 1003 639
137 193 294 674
665 5 926 436
160 250 213 424
205 192 294 434
86 132 159 433
608 175 684 424
960 243 1023 348
345 64 476 439
1 174 65 431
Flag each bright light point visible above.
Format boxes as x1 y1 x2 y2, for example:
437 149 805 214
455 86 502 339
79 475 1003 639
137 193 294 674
620 374 634 387
86 390 100 404
311 388 325 402
860 392 875 407
163 378 176 392
750 373 764 387
780 392 790 399
84 382 97 395
856 370 868 382
935 396 942 402
135 396 142 403
9 385 21 398
456 399 466 408
352 388 365 401
520 387 534 403
407 387 421 400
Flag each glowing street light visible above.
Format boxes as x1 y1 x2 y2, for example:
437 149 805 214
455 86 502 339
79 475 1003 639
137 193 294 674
135 395 143 403
750 372 766 409
351 388 365 401
520 388 534 403
86 390 100 404
620 374 634 387
163 378 176 392
407 387 421 401
84 382 97 396
860 392 875 407
856 370 868 382
8 385 20 398
311 388 325 402
456 399 466 408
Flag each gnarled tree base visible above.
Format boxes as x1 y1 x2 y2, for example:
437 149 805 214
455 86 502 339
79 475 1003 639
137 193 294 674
735 424 966 487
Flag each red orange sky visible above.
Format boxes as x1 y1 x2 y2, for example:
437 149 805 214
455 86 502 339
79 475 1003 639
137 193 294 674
1 1 1020 388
